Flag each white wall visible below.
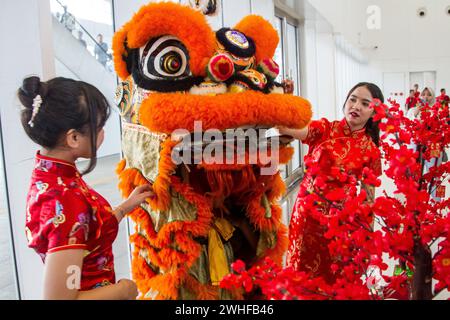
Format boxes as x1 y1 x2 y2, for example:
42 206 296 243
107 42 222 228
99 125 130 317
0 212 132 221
316 26 337 119
299 20 320 116
114 0 275 32
367 0 450 103
251 0 275 19
308 0 450 99
298 10 371 121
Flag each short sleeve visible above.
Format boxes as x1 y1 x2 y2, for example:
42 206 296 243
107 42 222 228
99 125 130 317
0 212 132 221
42 190 91 254
303 118 330 146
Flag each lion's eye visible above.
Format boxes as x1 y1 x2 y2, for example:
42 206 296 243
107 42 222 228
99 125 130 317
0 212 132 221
139 35 190 80
162 53 182 74
251 76 260 85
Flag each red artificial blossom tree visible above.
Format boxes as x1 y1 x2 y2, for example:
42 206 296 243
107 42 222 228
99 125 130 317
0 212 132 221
220 99 450 300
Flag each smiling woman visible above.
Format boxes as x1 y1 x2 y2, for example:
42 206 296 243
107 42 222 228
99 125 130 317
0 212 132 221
279 82 385 283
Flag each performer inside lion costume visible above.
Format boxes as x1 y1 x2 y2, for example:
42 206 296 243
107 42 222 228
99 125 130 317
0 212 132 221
113 2 312 299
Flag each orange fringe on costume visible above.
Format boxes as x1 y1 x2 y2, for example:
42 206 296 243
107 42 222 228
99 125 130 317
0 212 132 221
266 172 287 201
146 269 187 300
234 15 280 63
197 146 294 177
205 166 256 202
119 173 218 299
119 169 290 298
198 144 294 168
259 223 289 266
113 2 216 80
140 91 312 134
278 146 295 165
247 192 282 232
117 139 292 297
131 253 155 298
184 274 219 300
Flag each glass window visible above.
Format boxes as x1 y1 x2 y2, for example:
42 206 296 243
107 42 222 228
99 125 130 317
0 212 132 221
0 124 19 300
286 23 302 173
281 199 290 267
291 139 301 172
281 199 289 227
286 23 300 96
273 17 285 84
275 15 303 179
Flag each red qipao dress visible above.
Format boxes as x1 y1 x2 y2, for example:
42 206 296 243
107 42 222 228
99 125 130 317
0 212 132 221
286 118 382 284
25 152 119 290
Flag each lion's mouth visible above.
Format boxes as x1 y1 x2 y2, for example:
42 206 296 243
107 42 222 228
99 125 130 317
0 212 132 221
138 77 284 97
170 121 291 263
179 152 277 264
172 125 294 159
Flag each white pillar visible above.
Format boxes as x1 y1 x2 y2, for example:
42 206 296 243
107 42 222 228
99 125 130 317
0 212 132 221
250 0 275 23
316 30 337 120
0 0 55 299
299 19 319 116
113 0 154 30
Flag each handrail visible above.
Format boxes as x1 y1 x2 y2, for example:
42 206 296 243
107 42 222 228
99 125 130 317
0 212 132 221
53 0 111 58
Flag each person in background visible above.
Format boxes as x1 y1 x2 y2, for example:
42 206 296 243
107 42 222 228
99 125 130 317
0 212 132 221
282 78 295 94
413 83 420 99
405 89 418 111
95 34 109 67
407 87 436 118
437 88 449 107
60 5 76 33
406 87 446 201
77 30 87 48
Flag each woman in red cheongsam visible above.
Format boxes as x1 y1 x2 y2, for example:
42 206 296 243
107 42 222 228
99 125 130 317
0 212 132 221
18 76 154 299
279 82 384 284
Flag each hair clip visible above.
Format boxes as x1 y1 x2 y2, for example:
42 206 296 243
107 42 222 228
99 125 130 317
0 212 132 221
28 95 43 127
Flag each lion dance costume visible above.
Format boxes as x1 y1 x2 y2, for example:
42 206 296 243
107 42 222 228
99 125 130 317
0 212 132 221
113 2 312 299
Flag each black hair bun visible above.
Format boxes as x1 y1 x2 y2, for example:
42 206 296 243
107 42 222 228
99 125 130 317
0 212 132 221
18 76 48 109
20 76 41 97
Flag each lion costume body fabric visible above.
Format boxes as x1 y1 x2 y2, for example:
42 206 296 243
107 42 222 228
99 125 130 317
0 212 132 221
113 2 312 300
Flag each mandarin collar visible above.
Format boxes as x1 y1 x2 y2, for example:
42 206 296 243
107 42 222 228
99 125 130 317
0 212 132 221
34 151 80 178
339 118 367 138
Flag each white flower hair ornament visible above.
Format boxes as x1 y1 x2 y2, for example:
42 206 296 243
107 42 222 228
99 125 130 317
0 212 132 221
28 95 43 128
